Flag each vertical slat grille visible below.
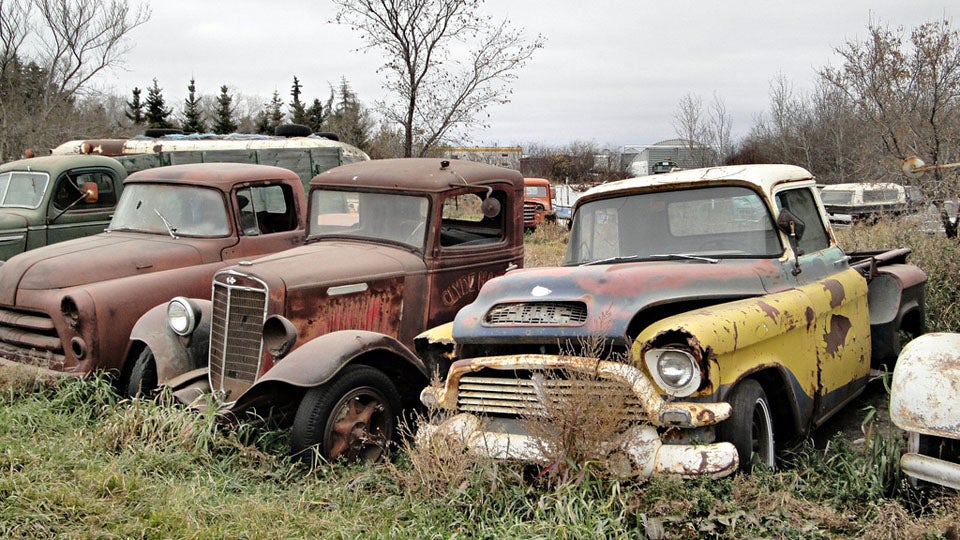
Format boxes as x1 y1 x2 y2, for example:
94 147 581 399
209 275 267 399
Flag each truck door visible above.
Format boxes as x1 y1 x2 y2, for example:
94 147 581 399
222 184 304 260
774 186 871 422
425 185 522 330
45 168 120 246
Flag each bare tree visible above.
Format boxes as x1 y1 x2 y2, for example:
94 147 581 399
0 0 150 159
706 92 733 162
332 0 543 157
672 93 708 166
821 18 960 207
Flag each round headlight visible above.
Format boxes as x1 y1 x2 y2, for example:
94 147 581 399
645 347 701 397
167 297 200 336
658 350 694 387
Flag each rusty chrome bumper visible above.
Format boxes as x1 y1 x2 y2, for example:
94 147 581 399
901 451 960 490
419 354 739 478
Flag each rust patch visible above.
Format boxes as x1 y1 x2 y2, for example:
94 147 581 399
805 306 815 331
823 314 852 355
696 408 717 424
756 300 780 322
823 279 845 309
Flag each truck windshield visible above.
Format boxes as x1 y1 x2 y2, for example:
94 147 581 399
309 189 429 249
820 189 855 205
0 171 50 209
108 184 229 237
565 185 782 265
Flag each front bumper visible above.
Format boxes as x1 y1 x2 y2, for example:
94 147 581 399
419 354 739 479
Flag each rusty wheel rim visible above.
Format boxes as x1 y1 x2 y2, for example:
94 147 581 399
323 386 392 462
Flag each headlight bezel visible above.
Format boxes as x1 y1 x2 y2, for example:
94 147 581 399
167 297 201 336
645 346 702 397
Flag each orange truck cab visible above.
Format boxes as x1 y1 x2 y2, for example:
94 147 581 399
523 177 555 230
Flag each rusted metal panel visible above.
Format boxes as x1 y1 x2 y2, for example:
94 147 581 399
890 333 960 438
313 158 524 194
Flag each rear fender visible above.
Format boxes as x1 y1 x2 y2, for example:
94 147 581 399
126 298 212 385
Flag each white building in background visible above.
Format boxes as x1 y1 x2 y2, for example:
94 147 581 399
620 139 718 176
443 147 523 170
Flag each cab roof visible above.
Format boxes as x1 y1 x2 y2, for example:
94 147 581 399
124 162 299 191
312 158 524 193
0 154 126 174
579 164 815 206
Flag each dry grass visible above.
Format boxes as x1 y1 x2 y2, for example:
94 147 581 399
523 221 569 267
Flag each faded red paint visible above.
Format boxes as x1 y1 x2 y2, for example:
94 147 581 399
757 300 780 322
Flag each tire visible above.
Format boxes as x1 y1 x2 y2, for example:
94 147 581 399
717 379 775 473
290 364 401 464
143 128 183 138
274 123 312 138
313 131 340 141
125 347 158 398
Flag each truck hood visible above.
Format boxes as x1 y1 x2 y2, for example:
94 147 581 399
229 240 425 289
452 258 785 344
0 233 207 302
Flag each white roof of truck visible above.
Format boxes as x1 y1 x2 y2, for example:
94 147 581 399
580 164 815 205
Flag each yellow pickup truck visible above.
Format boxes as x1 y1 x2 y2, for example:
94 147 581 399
416 164 926 479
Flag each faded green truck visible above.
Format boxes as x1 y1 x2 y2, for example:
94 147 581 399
0 155 126 261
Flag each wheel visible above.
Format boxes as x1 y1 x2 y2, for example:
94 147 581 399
274 123 312 137
125 347 158 398
717 379 775 472
290 365 401 464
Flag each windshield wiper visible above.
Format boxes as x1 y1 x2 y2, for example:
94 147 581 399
580 254 647 266
649 253 720 264
154 209 178 239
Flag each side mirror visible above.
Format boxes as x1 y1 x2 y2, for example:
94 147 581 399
776 208 805 241
481 196 501 218
776 208 805 276
81 181 99 204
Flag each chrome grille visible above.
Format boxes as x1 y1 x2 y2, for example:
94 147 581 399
485 302 588 325
0 307 64 367
456 373 643 419
523 201 537 223
209 273 268 399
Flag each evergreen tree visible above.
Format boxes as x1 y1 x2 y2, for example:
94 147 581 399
125 87 144 125
144 78 174 128
257 91 285 134
212 85 238 134
307 98 328 133
289 76 307 125
181 78 207 133
327 78 372 149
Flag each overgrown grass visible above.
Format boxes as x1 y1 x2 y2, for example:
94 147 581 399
3 218 960 538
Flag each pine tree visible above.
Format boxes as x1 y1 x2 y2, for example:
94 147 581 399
328 78 371 149
307 98 327 133
289 76 307 125
212 85 238 134
144 79 174 128
181 78 207 133
125 87 144 125
257 91 285 134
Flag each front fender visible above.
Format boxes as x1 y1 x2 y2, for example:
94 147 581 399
127 298 212 385
232 330 429 413
890 333 960 438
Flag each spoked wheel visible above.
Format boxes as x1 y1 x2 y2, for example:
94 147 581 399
717 379 775 473
125 347 158 398
290 364 401 464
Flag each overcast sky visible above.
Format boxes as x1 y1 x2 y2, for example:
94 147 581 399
92 0 958 150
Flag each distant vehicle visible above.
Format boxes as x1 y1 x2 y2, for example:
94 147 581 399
49 124 369 194
652 160 680 174
819 182 922 226
0 155 127 260
522 178 555 230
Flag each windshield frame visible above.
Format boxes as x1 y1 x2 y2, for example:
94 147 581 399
307 188 431 251
107 183 231 237
565 184 783 266
0 171 51 209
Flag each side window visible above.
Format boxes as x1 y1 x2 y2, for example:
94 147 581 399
775 188 830 254
52 171 118 211
236 184 298 236
440 189 506 247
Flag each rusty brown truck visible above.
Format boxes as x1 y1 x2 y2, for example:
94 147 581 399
128 158 524 462
0 163 306 379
